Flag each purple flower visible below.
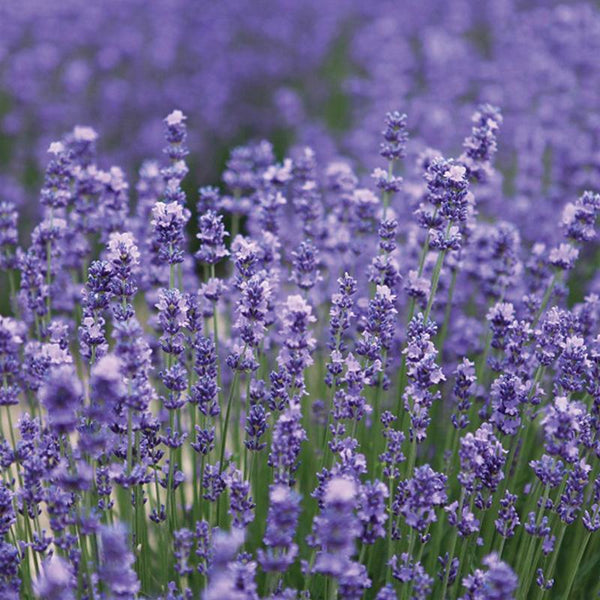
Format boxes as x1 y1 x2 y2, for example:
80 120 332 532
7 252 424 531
245 402 269 452
451 358 476 430
459 553 518 600
389 554 432 598
556 336 590 393
459 424 506 508
356 284 397 363
541 396 586 463
174 528 195 576
557 458 591 524
163 110 189 163
156 288 188 355
310 477 360 578
395 465 447 533
268 402 307 486
195 520 212 575
380 111 408 162
151 201 190 265
403 314 445 443
0 541 20 598
548 243 579 270
40 141 72 209
189 335 220 417
376 585 398 600
326 272 357 385
224 467 255 529
357 480 389 545
276 295 316 389
0 201 18 269
494 491 520 539
489 374 528 436
197 186 222 214
196 211 229 265
258 484 301 572
0 483 15 538
424 157 470 225
99 524 140 599
530 455 565 488
233 275 272 349
460 104 503 181
379 415 405 479
107 232 140 321
338 561 372 599
231 236 261 287
0 316 24 407
34 556 75 600
562 190 600 243
290 240 321 291
203 528 246 600
39 365 82 435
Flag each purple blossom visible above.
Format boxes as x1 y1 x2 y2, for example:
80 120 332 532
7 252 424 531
258 484 301 572
460 553 518 600
557 458 591 524
541 396 586 463
395 465 447 533
460 104 503 181
268 402 307 486
562 191 600 243
495 491 520 539
196 211 230 266
459 424 506 508
548 243 579 271
310 477 360 578
0 201 18 269
34 556 75 600
389 554 432 598
357 480 389 545
451 358 476 430
290 240 321 291
151 201 190 265
276 295 316 389
39 365 82 435
489 374 528 437
380 111 408 162
403 314 445 443
245 402 269 451
224 467 255 528
99 524 140 599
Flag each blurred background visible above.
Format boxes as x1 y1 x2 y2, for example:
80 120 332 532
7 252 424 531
1 0 600 244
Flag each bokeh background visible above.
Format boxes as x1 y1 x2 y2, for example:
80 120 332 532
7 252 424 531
2 0 600 244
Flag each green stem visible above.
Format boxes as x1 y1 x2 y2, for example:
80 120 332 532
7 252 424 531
518 485 551 599
440 489 465 599
556 528 590 600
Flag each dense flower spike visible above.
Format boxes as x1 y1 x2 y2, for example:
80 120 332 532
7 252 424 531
459 553 518 600
309 477 361 579
395 465 447 533
99 525 141 598
196 211 229 266
151 201 190 265
380 111 408 162
258 484 301 572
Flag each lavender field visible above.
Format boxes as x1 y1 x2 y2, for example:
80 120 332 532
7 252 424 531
1 1 600 599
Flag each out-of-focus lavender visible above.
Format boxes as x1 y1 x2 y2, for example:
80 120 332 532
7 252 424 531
0 0 351 187
4 1 600 244
344 1 600 242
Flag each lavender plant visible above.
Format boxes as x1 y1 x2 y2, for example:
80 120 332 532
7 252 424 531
2 84 600 600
